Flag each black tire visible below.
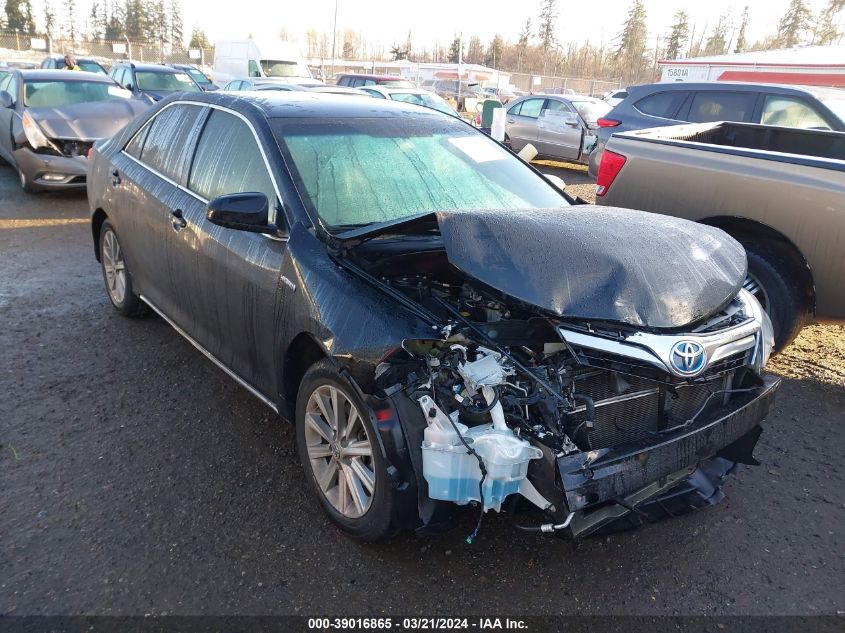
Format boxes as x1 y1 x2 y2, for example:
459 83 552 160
295 359 396 541
98 220 148 317
18 167 35 193
742 239 807 351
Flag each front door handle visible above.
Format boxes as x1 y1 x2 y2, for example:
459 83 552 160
507 119 515 123
170 208 187 231
111 169 121 186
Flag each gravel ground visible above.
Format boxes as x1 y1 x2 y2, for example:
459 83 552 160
1 161 843 616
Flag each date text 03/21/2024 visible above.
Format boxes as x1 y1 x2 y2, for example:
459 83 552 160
307 618 529 630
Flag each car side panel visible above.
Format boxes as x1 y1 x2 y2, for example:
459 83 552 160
167 187 286 397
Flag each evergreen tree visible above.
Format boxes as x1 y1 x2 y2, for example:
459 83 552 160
735 6 750 52
664 10 689 60
815 0 845 44
168 0 182 48
188 26 210 49
485 33 504 67
777 0 812 47
5 0 27 31
447 35 461 63
538 0 557 52
615 0 648 82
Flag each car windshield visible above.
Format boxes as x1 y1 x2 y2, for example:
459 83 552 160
570 99 612 122
388 92 455 115
23 80 132 107
185 68 211 85
78 61 105 73
275 116 568 228
136 71 200 92
261 59 312 78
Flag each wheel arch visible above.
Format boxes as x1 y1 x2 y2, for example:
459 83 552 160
700 215 815 311
281 332 330 421
91 208 108 262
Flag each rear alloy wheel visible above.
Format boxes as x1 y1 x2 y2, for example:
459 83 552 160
99 221 147 317
296 359 395 540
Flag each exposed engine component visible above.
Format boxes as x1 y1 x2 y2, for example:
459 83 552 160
368 255 773 538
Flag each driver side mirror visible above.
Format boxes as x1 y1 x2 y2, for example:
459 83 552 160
206 192 274 233
0 91 14 109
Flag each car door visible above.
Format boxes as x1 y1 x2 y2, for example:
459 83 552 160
506 97 544 151
0 73 19 163
110 103 208 317
536 98 582 160
166 107 286 397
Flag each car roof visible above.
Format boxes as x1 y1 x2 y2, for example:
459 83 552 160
338 73 405 81
120 62 183 72
170 90 452 120
18 69 115 82
627 81 821 96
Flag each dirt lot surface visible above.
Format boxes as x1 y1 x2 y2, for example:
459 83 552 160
1 161 843 617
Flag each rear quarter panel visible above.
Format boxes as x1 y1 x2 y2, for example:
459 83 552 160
598 136 845 319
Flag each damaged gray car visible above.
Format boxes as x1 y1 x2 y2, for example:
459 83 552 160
88 92 780 541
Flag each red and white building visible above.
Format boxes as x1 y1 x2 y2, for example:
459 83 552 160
658 46 845 88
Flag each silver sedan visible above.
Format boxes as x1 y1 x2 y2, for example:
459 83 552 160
505 94 611 164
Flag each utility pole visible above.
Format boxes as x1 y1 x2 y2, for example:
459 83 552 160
457 32 462 109
330 0 338 78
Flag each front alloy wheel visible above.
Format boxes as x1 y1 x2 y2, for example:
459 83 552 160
295 359 396 541
304 384 376 518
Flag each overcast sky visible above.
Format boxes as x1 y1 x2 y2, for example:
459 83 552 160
52 0 837 55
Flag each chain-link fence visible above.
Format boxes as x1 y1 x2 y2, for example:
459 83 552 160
509 73 622 97
0 31 214 69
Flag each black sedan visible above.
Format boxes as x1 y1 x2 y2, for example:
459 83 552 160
0 69 150 192
88 92 779 542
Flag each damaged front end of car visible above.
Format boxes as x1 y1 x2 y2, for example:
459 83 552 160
333 207 780 538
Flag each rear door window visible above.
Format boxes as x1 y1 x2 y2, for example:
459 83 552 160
686 91 756 123
761 95 831 129
188 109 277 208
137 104 207 183
510 98 544 118
634 91 687 119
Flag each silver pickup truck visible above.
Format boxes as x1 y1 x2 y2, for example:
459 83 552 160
595 121 845 349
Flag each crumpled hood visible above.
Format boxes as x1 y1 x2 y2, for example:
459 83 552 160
435 206 747 329
29 99 149 140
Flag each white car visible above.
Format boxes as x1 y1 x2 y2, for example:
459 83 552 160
358 85 460 118
603 89 629 107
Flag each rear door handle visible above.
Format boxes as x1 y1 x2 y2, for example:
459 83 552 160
111 169 121 186
170 208 187 231
507 119 515 123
